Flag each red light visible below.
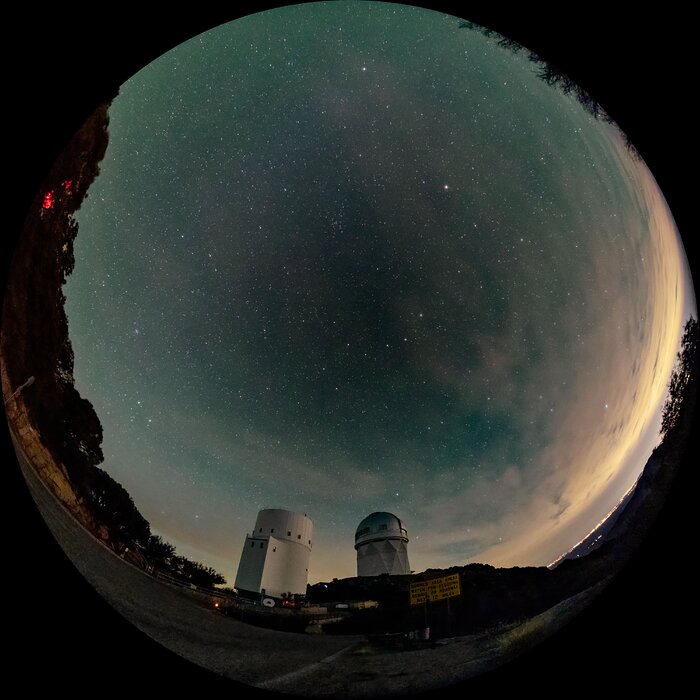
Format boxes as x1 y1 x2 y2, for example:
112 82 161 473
42 191 54 210
62 179 73 192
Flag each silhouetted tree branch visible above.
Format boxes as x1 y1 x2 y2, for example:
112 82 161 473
661 316 698 437
458 18 640 159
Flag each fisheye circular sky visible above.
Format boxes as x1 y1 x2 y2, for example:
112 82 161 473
63 1 694 584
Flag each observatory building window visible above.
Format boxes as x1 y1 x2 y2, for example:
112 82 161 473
270 528 274 533
250 541 255 548
260 542 264 549
273 547 276 552
287 531 291 537
259 527 263 532
298 534 301 539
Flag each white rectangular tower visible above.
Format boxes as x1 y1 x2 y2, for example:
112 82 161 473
235 509 313 597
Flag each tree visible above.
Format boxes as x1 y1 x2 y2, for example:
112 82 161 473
169 555 226 588
79 467 151 548
145 535 176 565
661 317 698 437
458 17 639 159
197 566 226 588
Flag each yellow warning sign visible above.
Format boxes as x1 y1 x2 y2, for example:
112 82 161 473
409 573 461 605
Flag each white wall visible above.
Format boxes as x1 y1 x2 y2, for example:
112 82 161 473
234 509 313 596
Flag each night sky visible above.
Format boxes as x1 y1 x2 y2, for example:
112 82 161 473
63 2 694 585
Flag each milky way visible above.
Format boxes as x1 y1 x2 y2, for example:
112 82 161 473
63 2 694 583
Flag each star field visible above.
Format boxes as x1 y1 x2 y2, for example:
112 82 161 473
64 2 693 583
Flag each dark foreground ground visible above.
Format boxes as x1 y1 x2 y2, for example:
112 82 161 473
14 431 600 698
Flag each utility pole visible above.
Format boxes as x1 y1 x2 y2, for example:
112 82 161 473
4 376 35 404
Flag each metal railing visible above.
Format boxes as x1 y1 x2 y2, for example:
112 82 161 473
151 569 238 601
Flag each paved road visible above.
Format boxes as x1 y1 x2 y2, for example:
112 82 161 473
13 435 362 690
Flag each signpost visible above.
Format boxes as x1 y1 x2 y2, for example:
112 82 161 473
409 573 461 605
409 573 462 639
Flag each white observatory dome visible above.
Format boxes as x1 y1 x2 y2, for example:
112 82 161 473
355 512 410 576
355 512 408 547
